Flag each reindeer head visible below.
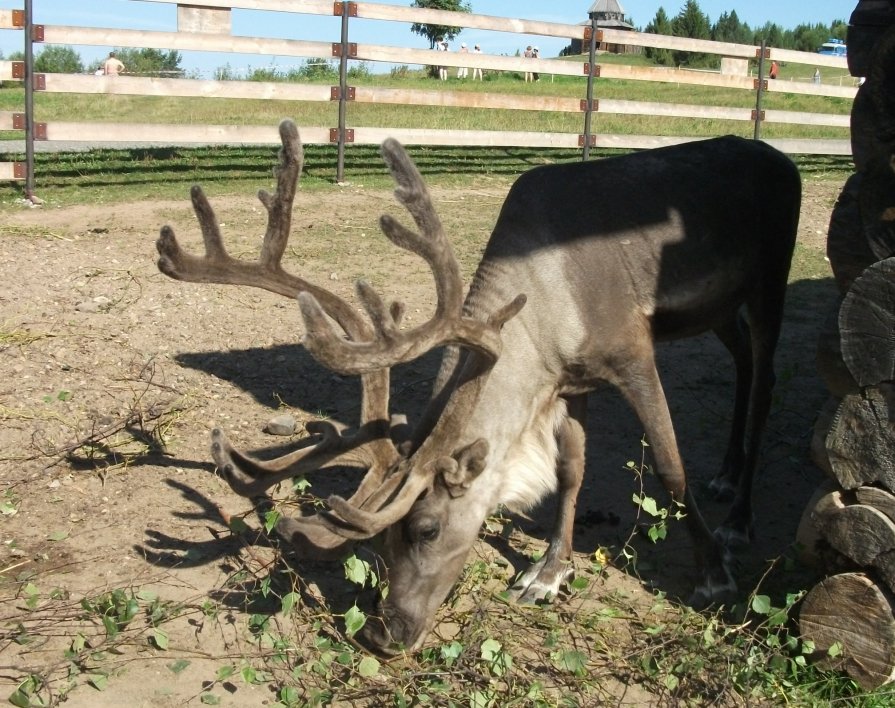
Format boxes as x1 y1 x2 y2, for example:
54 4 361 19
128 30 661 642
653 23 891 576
156 120 525 655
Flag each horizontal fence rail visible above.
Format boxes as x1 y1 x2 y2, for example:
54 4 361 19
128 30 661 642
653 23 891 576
0 0 854 193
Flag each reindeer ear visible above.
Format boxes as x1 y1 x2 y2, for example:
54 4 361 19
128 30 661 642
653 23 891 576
438 439 489 498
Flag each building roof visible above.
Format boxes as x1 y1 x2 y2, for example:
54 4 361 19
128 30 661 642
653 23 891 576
588 0 634 30
589 0 627 16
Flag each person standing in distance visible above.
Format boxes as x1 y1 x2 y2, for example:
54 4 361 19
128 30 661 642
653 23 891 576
103 51 125 76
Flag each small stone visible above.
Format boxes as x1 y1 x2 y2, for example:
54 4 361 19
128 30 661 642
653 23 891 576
266 414 296 436
75 300 101 313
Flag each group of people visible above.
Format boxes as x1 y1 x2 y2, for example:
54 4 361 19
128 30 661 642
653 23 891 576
435 39 544 82
523 45 540 82
435 38 483 80
768 60 823 85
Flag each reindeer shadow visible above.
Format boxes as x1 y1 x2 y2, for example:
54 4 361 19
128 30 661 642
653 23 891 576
153 273 836 611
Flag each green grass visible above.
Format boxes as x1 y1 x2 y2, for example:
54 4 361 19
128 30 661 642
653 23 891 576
0 59 851 143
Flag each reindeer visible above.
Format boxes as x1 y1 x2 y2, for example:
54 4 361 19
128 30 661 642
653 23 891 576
156 120 801 655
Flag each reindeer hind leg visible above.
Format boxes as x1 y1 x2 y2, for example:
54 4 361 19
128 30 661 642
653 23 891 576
716 281 787 548
707 313 753 503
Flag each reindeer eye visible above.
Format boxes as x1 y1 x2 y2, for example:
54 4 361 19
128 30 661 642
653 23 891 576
409 518 440 544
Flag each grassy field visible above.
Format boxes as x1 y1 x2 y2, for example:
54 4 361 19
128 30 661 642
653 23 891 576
0 55 853 143
0 57 856 208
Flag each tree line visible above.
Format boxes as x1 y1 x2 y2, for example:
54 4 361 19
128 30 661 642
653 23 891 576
640 0 847 67
0 0 848 76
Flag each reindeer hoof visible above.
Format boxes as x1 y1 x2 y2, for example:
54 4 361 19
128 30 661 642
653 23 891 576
507 557 573 604
714 522 754 550
707 475 736 502
688 570 737 610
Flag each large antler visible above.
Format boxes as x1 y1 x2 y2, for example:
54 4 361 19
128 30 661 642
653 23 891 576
299 138 526 374
156 119 525 556
156 120 401 556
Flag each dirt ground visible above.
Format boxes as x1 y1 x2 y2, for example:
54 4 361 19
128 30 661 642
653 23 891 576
0 169 844 706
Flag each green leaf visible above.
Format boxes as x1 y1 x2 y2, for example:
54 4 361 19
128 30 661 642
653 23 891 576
200 693 221 705
280 685 301 703
344 555 371 587
750 594 772 615
151 628 169 650
87 673 108 691
57 390 72 402
280 591 300 615
569 576 589 591
8 690 31 708
168 659 190 674
136 589 158 602
440 640 463 665
215 665 236 681
0 500 17 516
227 516 251 534
101 615 119 638
357 655 380 677
47 530 69 542
551 649 587 676
648 522 668 542
263 509 281 534
827 641 843 658
344 604 367 637
639 495 660 517
9 675 41 708
240 665 257 685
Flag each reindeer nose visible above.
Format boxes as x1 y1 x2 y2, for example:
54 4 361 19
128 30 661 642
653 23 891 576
359 607 418 657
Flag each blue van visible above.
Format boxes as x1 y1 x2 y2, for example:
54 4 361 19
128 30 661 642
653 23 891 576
817 38 847 57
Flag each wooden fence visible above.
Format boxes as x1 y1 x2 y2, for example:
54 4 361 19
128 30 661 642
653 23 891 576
0 0 854 193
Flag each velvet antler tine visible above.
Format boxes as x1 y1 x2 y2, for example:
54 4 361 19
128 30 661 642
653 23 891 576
157 120 404 557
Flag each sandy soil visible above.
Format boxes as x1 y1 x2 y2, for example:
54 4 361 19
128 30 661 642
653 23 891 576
0 170 844 705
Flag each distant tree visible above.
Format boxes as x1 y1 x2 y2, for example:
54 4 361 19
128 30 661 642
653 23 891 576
791 22 829 52
409 0 471 49
830 19 848 41
643 7 674 66
34 45 83 74
753 21 785 50
671 0 712 66
712 10 751 45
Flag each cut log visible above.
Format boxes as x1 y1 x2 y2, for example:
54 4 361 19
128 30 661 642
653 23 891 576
796 480 842 565
826 389 895 491
809 396 843 474
865 22 895 146
825 174 878 295
800 572 895 690
847 1 895 79
856 486 895 523
851 85 885 173
817 501 895 566
839 258 895 387
808 484 895 594
859 164 895 261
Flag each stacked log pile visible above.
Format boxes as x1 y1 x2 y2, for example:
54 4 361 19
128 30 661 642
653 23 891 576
798 0 895 691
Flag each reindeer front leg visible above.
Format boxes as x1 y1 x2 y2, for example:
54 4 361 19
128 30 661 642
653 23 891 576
509 394 587 603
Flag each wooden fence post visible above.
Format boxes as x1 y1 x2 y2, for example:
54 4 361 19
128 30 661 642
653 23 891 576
23 0 35 199
335 1 351 183
582 17 597 160
753 40 766 140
